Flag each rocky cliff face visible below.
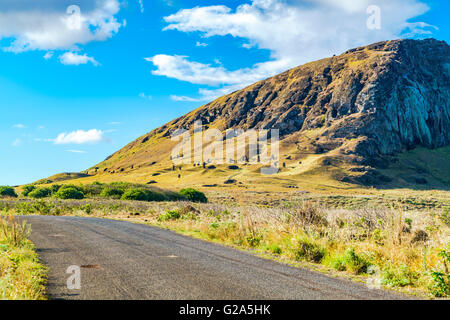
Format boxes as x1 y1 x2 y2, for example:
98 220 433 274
146 39 449 165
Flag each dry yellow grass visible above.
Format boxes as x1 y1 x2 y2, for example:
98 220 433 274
0 216 47 300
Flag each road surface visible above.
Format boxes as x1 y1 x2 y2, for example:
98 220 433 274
22 216 408 300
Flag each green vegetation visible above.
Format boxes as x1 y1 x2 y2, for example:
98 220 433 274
21 185 36 197
100 187 124 199
157 210 181 222
18 182 207 204
55 187 84 200
331 248 372 274
294 236 326 263
121 188 165 202
179 188 208 203
28 187 52 199
0 215 47 300
121 189 151 201
0 186 17 198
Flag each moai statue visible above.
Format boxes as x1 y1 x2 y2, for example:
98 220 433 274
178 174 181 179
203 162 206 169
283 162 286 168
172 164 176 171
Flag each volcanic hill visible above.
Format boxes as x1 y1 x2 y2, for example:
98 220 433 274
39 39 450 192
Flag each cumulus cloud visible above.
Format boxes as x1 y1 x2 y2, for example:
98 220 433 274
59 52 99 66
54 129 107 145
13 124 26 129
0 0 122 63
149 0 434 101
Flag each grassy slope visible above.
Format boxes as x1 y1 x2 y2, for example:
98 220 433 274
34 146 450 204
0 216 47 300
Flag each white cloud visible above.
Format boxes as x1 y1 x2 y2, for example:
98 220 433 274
139 0 145 13
139 92 153 100
43 52 54 60
59 52 99 66
54 129 107 145
66 149 87 154
12 139 22 147
196 41 208 47
151 0 434 101
146 54 284 86
0 0 122 60
13 124 26 129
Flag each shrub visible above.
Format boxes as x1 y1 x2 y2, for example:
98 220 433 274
81 184 103 197
55 187 84 200
428 271 450 297
59 184 83 192
331 248 372 275
28 187 51 199
294 236 326 263
428 248 450 297
0 186 18 198
121 188 166 202
179 188 208 203
145 190 166 202
121 189 149 201
21 185 36 197
100 187 124 199
266 244 282 255
381 264 418 287
157 210 181 222
50 185 61 194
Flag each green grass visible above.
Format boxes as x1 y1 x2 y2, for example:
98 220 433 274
0 216 47 300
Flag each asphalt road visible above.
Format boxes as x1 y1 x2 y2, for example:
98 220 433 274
22 216 408 300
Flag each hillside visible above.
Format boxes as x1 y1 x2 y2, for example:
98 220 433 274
38 39 450 192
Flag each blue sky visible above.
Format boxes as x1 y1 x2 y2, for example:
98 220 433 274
0 0 448 186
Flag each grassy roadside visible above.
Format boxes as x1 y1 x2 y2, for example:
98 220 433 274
0 215 47 300
1 197 448 299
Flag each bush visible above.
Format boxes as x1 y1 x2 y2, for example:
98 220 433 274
381 264 418 287
100 187 124 199
331 248 372 275
59 184 83 192
121 189 150 201
50 185 61 194
21 185 36 197
28 187 51 199
55 187 84 200
179 188 208 203
294 236 326 263
81 184 103 197
0 186 18 198
121 188 166 202
157 210 181 222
